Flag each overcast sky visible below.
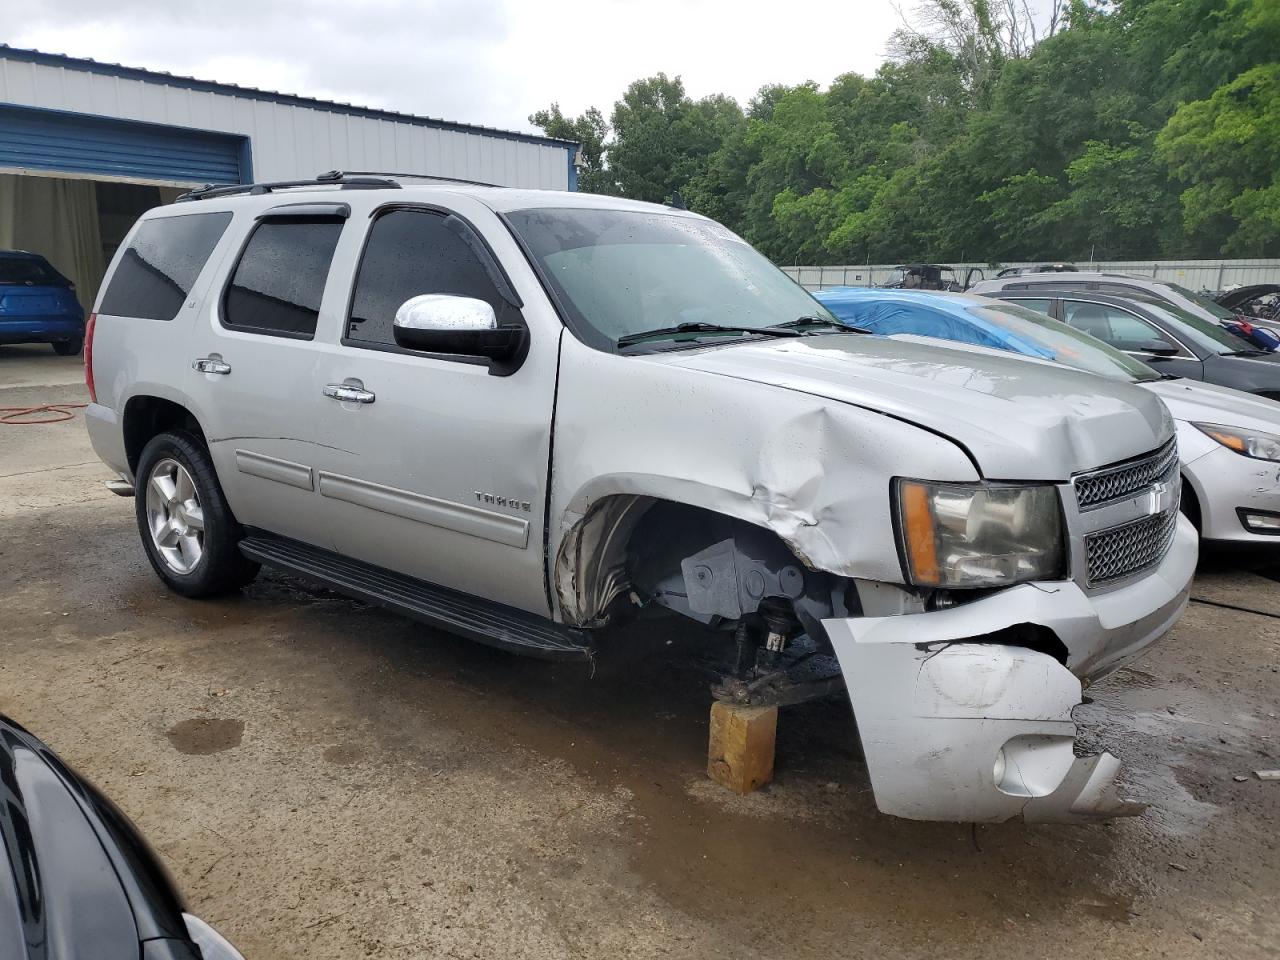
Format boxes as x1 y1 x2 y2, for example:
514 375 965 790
2 0 902 134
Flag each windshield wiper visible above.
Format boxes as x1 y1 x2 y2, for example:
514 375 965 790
766 315 870 335
616 322 803 349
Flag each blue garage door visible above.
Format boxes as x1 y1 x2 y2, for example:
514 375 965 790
0 104 248 185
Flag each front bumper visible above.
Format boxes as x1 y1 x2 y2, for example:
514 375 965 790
1184 443 1280 543
823 514 1196 822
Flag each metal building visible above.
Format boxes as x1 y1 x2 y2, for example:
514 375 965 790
0 45 578 310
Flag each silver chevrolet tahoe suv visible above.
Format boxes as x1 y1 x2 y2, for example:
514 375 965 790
84 172 1197 822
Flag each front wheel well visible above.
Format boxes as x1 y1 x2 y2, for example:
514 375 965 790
553 496 857 635
1180 473 1202 532
123 396 206 475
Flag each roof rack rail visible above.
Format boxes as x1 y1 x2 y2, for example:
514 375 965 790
316 169 501 188
175 173 401 203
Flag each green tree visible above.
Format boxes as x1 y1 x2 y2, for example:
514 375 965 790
1157 64 1280 255
530 0 1279 264
528 103 613 194
605 74 744 204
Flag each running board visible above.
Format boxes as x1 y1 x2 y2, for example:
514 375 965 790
239 534 592 662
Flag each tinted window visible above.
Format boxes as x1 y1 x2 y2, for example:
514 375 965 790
1063 301 1167 351
346 209 517 348
223 219 343 338
98 212 232 321
1003 298 1052 315
1136 299 1254 354
0 256 65 286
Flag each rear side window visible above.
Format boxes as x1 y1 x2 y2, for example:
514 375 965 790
98 212 232 321
0 256 65 286
345 209 520 350
223 219 343 339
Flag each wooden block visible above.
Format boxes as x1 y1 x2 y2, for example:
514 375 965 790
707 701 778 795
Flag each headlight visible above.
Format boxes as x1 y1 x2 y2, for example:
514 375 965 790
895 479 1066 588
1194 422 1280 462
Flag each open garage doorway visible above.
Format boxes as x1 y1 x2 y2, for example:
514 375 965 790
0 172 185 315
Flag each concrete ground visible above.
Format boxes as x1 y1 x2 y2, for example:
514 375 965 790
1 344 1277 959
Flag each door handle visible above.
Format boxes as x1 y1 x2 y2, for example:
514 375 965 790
323 382 376 404
192 357 231 375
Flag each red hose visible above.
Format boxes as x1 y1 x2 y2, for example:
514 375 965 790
0 403 87 425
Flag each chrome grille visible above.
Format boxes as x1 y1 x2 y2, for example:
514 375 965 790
1085 507 1179 586
1074 438 1178 511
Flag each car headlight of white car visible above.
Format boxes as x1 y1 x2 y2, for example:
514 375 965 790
1194 422 1280 462
894 479 1067 588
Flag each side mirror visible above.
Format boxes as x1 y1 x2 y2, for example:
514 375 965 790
392 294 526 364
1138 338 1179 356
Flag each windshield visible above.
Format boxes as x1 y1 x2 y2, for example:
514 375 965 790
505 207 835 351
1164 281 1236 321
1136 298 1255 354
966 302 1160 382
0 256 65 285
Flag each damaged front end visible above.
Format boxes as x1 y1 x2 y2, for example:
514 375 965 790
823 525 1195 822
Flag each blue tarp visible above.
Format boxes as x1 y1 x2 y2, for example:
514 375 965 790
814 287 1058 360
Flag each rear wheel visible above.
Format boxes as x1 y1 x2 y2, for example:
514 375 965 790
52 338 83 356
135 431 259 597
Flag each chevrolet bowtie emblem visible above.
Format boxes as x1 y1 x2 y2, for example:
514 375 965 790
1144 481 1170 516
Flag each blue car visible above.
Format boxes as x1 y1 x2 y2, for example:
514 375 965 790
0 250 86 355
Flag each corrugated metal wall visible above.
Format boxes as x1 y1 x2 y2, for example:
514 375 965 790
0 102 245 184
783 260 1280 292
0 54 572 189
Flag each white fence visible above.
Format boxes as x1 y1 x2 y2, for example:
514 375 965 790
782 260 1280 292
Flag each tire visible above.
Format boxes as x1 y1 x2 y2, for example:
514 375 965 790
135 431 259 597
52 338 83 356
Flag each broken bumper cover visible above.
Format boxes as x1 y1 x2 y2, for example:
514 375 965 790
823 516 1196 822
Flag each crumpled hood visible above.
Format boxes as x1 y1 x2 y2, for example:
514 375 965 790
649 335 1172 480
1144 377 1280 433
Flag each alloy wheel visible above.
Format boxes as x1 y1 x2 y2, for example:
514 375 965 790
144 458 205 574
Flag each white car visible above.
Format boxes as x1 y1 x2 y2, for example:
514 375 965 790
822 289 1280 543
83 174 1195 822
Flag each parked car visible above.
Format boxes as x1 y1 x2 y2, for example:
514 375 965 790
1218 283 1280 322
880 263 984 291
971 269 1280 341
84 173 1196 823
0 250 85 354
978 288 1280 398
0 714 244 959
993 263 1077 278
815 287 1280 543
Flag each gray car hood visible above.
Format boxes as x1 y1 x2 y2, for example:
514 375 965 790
649 334 1172 480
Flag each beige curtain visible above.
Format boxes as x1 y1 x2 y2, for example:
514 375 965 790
0 173 106 312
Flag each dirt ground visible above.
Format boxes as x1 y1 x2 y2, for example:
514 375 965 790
1 342 1277 960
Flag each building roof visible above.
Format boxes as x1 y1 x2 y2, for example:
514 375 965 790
0 44 577 151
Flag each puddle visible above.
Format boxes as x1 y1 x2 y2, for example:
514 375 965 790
166 717 245 755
